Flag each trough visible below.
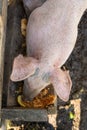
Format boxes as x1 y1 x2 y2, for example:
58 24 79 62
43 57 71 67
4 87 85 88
0 0 57 129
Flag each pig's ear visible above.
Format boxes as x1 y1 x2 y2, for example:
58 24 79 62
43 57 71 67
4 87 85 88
50 68 72 102
10 54 38 81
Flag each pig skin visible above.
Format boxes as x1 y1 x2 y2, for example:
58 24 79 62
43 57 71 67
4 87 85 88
11 0 87 101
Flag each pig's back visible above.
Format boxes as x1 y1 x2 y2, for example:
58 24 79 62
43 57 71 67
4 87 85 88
26 0 78 67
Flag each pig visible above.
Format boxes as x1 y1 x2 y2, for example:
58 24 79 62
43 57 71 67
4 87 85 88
10 0 87 102
23 0 46 16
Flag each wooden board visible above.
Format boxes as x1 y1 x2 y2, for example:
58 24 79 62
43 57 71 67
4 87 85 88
0 0 7 119
2 108 48 121
2 0 26 107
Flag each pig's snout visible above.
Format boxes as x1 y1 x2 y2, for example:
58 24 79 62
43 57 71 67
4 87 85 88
23 67 51 101
23 72 50 101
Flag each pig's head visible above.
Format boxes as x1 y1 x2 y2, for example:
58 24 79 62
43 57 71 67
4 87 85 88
10 54 72 102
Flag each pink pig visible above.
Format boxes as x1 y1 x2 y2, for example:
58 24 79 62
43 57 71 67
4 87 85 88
23 0 46 12
10 0 87 101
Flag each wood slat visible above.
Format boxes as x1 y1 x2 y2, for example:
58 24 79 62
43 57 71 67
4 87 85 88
0 0 7 119
2 108 48 121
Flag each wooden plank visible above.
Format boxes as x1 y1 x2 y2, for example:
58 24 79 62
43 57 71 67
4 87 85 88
0 0 7 119
3 0 26 107
2 108 48 122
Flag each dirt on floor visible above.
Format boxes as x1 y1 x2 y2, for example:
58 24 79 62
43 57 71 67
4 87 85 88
57 9 87 130
3 0 87 130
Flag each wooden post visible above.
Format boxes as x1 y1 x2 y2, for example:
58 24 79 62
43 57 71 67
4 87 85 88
0 0 7 124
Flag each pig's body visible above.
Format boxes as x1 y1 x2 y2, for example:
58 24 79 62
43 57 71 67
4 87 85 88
11 0 87 101
27 1 78 66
